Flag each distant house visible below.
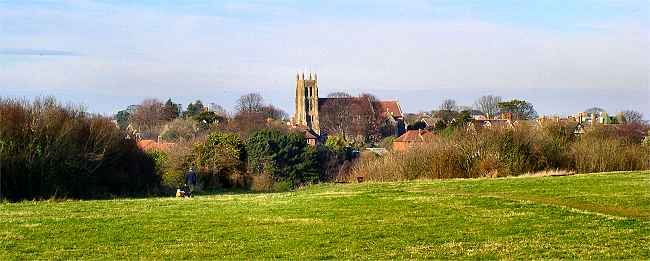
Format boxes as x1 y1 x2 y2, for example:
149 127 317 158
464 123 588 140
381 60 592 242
393 129 435 152
467 119 513 130
417 115 443 129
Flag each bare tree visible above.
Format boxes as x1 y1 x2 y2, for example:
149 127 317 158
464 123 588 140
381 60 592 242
319 98 376 141
439 99 458 112
622 110 644 123
209 103 228 117
261 105 287 120
130 99 166 136
473 95 502 117
361 93 378 102
327 92 352 98
236 93 264 113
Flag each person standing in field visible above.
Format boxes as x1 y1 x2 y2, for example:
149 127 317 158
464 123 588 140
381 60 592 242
185 167 197 196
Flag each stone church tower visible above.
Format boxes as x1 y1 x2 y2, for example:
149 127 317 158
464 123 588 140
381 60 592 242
292 72 320 134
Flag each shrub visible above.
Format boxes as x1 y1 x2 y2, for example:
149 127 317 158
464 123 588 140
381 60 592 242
192 132 247 189
160 118 199 142
160 140 194 191
0 97 159 200
351 121 648 182
246 129 319 186
571 128 650 173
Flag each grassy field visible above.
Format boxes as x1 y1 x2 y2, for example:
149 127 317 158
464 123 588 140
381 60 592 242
1 171 649 259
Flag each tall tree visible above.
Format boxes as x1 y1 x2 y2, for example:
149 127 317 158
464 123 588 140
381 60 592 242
435 98 459 124
236 93 264 113
162 98 181 121
115 110 131 130
497 99 538 120
473 95 502 117
184 100 204 118
319 98 377 142
585 107 606 114
209 103 228 117
261 105 287 120
439 99 458 112
621 110 644 124
130 99 167 136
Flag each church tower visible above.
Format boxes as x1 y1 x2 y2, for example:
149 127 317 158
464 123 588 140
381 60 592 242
293 72 320 135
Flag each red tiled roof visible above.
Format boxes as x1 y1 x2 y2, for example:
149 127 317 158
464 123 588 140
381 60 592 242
373 101 403 118
137 140 174 151
394 130 434 142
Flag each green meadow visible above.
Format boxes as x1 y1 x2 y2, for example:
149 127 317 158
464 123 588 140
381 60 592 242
1 171 648 259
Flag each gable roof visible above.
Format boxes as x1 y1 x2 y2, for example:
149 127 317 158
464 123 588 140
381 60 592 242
373 101 403 118
137 140 174 151
394 130 435 142
318 97 376 117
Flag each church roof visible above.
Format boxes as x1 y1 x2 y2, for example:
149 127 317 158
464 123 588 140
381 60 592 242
373 101 403 118
318 97 376 115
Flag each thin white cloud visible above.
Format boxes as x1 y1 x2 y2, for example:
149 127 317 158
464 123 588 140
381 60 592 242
0 1 647 115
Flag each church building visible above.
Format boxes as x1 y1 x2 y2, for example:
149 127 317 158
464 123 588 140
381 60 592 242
291 73 406 141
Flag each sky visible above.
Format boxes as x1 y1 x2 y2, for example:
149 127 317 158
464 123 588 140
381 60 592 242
1 0 648 117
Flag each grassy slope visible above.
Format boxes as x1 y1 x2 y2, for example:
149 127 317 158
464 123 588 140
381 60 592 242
1 171 648 259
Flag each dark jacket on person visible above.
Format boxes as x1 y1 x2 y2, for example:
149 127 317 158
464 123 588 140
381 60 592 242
186 170 197 185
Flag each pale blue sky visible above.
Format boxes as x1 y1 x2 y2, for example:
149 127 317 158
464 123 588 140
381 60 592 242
1 0 648 117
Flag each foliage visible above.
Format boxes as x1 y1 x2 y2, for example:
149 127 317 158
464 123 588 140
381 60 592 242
351 122 648 181
585 107 606 114
246 129 319 185
191 132 247 189
497 99 538 120
115 110 130 129
378 136 396 150
193 111 224 129
0 97 159 200
162 98 181 121
572 126 650 173
160 118 198 142
184 100 204 118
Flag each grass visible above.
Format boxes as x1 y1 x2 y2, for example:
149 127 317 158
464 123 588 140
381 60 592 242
1 171 649 259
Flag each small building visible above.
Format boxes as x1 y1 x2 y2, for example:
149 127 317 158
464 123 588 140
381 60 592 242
393 129 435 152
303 130 318 146
289 126 319 146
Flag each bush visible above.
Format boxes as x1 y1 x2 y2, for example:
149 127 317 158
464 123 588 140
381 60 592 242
0 97 159 200
351 121 649 182
192 132 247 189
571 128 650 173
246 129 319 187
